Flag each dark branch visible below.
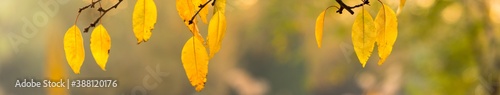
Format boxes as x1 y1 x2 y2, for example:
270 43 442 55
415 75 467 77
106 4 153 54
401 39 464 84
335 0 370 15
83 0 123 33
188 0 214 25
79 0 102 13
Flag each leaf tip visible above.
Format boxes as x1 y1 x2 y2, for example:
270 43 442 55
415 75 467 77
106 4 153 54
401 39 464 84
99 65 107 71
73 71 80 74
195 85 205 92
377 58 386 65
397 0 406 15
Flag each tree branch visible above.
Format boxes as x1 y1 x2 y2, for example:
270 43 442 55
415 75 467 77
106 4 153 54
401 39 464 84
79 0 102 13
335 0 370 15
82 0 123 33
188 0 214 25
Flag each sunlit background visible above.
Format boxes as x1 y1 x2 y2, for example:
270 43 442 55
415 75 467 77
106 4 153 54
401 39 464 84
1 0 500 95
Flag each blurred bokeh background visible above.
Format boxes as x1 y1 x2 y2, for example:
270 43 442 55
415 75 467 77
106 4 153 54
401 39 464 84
1 0 500 95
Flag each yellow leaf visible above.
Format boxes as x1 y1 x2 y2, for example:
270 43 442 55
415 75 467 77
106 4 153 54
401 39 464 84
207 11 226 58
90 24 111 70
397 0 406 15
352 7 376 68
63 25 85 74
176 0 202 36
181 37 209 92
177 0 195 22
375 4 398 65
315 10 326 48
133 0 157 44
193 0 209 24
214 0 225 13
187 23 205 45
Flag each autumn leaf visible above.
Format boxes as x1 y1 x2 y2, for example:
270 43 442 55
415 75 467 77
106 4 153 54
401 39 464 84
176 0 202 36
207 11 227 58
193 0 209 24
375 4 398 65
64 25 85 74
315 10 326 48
177 0 195 22
181 36 209 92
214 0 225 13
132 0 157 44
397 0 406 15
90 24 111 70
352 7 376 68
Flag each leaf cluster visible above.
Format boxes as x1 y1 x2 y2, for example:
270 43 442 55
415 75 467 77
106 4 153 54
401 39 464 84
315 0 404 67
176 0 227 92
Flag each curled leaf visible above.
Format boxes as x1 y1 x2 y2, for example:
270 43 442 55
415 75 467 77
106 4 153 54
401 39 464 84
63 25 85 74
132 0 157 44
207 11 227 58
315 10 326 48
181 37 209 92
90 24 111 70
375 4 398 65
352 7 376 68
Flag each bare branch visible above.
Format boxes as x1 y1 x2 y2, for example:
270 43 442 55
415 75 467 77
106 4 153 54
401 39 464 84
82 0 123 33
335 0 370 15
188 0 214 25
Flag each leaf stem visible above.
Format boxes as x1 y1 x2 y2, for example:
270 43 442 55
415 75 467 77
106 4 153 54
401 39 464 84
75 13 81 25
188 0 214 25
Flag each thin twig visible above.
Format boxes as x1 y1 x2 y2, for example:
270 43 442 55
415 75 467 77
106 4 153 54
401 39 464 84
188 0 214 25
83 0 123 33
335 0 370 15
79 0 102 13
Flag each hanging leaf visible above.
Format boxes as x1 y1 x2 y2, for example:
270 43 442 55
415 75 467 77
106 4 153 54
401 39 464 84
176 0 202 37
132 0 157 44
90 24 111 70
315 10 326 48
63 25 85 74
352 7 376 68
181 36 209 92
214 0 225 13
375 4 398 65
207 11 227 58
397 0 406 15
177 0 195 22
176 0 205 46
193 0 209 24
